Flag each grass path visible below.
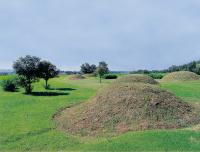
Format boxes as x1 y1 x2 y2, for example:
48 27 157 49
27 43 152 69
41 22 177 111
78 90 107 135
1 75 200 151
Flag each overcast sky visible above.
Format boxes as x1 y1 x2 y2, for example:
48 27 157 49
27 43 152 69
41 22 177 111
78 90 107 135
0 0 200 71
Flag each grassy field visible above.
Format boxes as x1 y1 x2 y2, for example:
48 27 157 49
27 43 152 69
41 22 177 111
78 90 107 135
1 75 200 151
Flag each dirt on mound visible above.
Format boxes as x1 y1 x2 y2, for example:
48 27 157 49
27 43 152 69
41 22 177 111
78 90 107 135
115 74 158 84
162 71 200 82
55 83 199 137
69 74 85 80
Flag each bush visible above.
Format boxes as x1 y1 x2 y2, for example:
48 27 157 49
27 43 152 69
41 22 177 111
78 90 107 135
148 73 165 79
1 77 18 92
103 74 118 79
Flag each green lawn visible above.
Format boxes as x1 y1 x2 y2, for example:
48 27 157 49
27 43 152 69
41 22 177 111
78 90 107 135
161 81 200 102
1 75 200 151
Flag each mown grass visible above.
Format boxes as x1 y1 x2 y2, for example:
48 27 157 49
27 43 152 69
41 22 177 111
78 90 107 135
161 81 200 102
1 75 200 151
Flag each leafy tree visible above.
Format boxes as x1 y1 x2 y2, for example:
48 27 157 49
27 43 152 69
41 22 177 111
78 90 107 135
168 65 180 72
38 61 59 89
167 61 198 73
80 63 96 74
96 61 109 83
13 55 40 94
187 61 196 72
194 67 200 75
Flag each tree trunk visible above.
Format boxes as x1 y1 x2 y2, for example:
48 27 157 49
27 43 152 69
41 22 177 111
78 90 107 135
45 79 48 89
26 78 32 94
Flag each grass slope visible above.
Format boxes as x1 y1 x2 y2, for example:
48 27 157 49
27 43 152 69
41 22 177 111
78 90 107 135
1 75 200 151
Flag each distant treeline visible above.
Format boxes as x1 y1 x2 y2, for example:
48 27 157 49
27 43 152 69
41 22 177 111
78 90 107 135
60 71 129 75
59 71 81 75
131 60 200 75
0 72 14 75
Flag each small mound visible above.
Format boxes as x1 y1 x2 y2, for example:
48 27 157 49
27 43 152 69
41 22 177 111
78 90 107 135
55 83 199 136
162 71 200 82
115 74 158 84
69 74 85 80
83 73 96 77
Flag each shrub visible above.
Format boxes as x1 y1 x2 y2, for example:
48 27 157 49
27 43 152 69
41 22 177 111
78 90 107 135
1 77 18 92
103 74 118 79
148 73 165 79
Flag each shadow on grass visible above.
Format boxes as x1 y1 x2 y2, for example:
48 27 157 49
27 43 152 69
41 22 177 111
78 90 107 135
29 92 69 96
3 128 53 144
47 87 76 91
4 87 20 92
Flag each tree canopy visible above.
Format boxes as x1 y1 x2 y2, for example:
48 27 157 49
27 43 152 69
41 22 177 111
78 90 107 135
38 61 59 89
13 55 41 93
80 63 96 74
96 61 109 83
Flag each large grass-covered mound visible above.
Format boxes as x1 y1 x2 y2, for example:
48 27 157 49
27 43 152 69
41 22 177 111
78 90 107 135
115 74 158 84
55 83 199 136
162 71 200 82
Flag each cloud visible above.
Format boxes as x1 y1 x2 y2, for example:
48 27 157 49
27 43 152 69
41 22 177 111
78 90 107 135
0 0 200 70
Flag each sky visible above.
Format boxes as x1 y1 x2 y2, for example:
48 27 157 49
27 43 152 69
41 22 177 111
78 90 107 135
0 0 200 71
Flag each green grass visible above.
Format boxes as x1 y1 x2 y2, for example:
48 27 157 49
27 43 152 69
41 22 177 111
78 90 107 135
1 75 200 151
161 81 200 102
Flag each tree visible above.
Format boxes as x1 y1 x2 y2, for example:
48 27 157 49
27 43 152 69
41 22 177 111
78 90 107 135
194 67 200 75
80 63 96 74
187 61 196 72
96 61 109 83
168 65 180 72
13 55 40 94
38 61 59 89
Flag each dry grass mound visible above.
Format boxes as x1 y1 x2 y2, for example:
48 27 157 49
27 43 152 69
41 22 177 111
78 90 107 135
115 74 158 84
69 74 85 80
55 83 199 137
162 71 200 82
83 73 96 77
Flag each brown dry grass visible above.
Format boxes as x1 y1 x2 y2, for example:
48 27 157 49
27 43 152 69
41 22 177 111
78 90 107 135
162 71 200 82
69 74 86 80
55 83 199 137
115 74 158 85
83 73 96 77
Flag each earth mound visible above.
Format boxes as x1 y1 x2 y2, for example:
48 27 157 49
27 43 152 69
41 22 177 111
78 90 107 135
162 71 200 82
55 83 199 136
69 74 85 80
115 74 158 84
83 73 96 77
